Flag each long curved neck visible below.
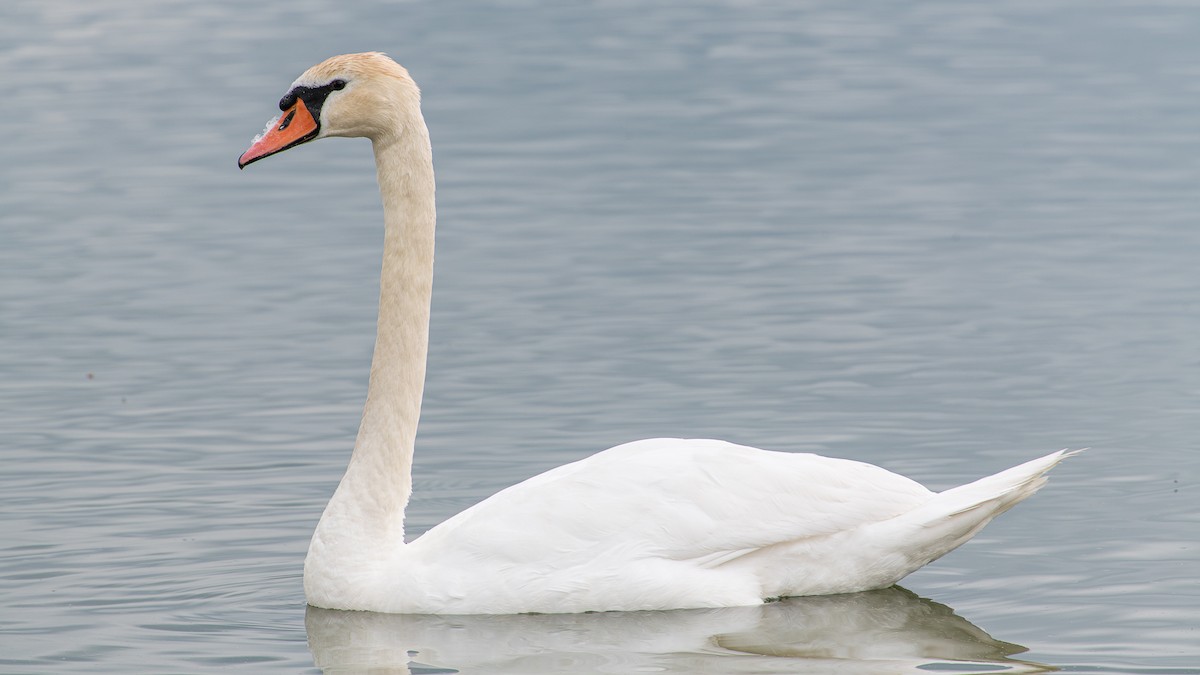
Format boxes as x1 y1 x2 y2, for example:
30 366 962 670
316 117 435 552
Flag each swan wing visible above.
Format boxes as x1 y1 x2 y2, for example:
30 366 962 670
413 438 933 569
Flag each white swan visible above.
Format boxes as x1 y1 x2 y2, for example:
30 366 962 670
238 52 1078 615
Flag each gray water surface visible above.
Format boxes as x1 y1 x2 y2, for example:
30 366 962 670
1 1 1197 673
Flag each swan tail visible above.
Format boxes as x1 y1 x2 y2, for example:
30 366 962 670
895 449 1082 566
706 449 1081 599
937 449 1082 518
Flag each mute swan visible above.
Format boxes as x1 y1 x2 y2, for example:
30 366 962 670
238 52 1078 615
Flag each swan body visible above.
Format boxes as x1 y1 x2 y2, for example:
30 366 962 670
239 53 1079 615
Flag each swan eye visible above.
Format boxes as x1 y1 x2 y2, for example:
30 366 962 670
277 108 296 131
331 79 347 90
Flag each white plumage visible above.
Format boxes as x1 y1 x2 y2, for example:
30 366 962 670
239 52 1079 615
310 440 1076 613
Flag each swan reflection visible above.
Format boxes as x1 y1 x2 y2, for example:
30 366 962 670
306 586 1051 674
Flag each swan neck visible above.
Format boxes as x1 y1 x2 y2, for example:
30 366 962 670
319 120 435 550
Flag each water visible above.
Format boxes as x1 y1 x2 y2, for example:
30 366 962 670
1 0 1197 672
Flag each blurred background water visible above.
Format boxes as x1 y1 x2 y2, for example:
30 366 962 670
1 0 1198 672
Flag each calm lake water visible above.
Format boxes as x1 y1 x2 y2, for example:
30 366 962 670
2 0 1198 672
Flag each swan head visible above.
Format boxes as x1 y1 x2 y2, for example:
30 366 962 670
238 52 420 169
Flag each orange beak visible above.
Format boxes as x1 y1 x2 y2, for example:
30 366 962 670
238 98 320 169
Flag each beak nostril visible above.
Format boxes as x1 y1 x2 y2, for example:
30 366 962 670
278 109 296 131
